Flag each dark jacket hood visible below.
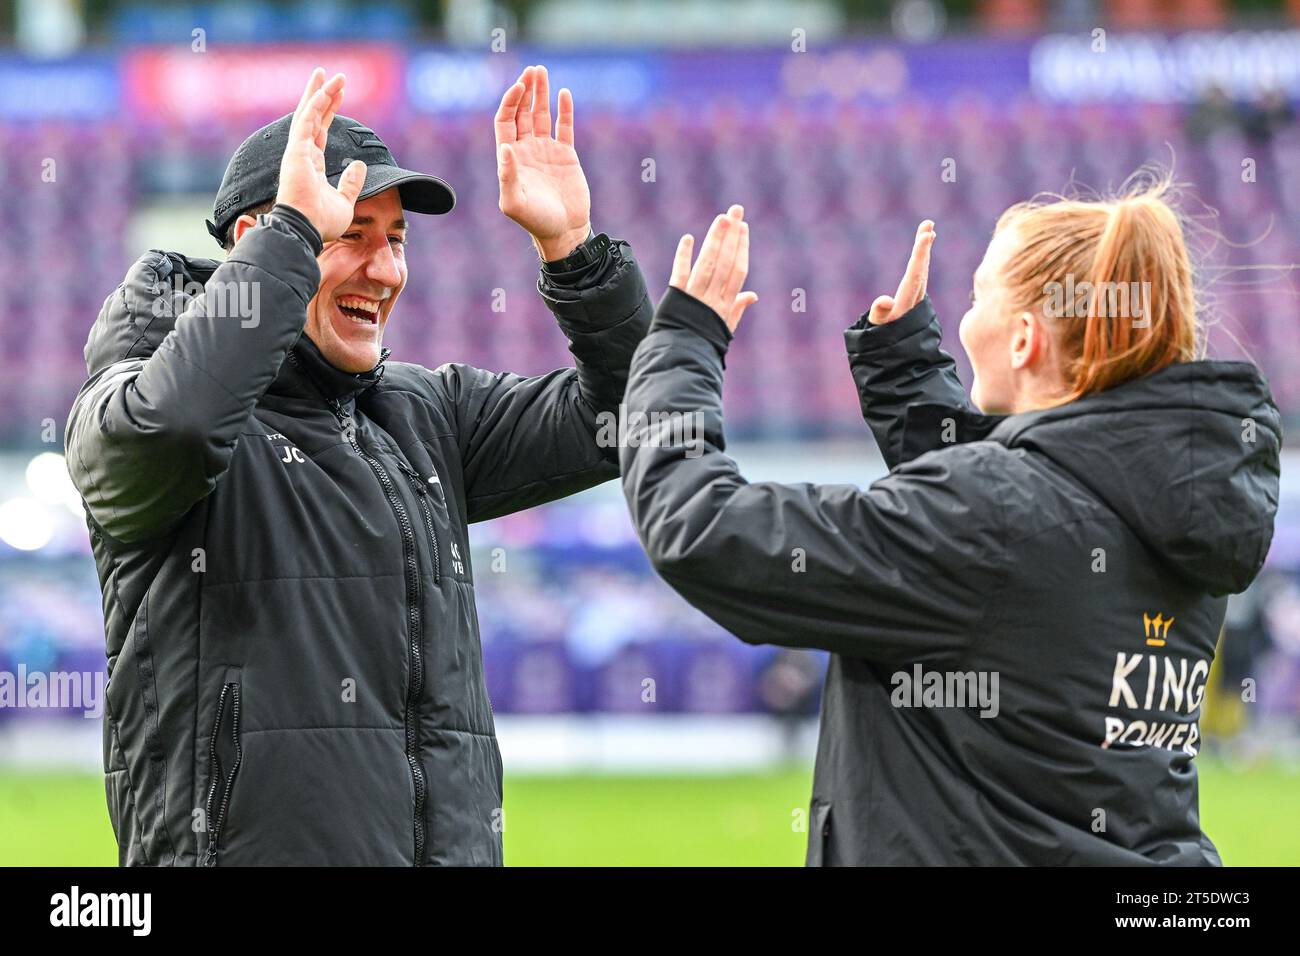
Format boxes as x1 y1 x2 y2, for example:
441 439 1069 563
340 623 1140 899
86 251 219 378
990 360 1282 596
85 249 384 401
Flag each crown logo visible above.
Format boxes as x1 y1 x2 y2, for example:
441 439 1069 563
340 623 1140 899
1143 612 1174 647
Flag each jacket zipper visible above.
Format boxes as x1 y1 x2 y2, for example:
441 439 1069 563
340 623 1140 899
284 351 427 865
398 470 493 721
399 466 486 719
401 465 442 587
202 682 242 867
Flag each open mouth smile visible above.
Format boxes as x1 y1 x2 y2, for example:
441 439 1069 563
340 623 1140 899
336 295 381 325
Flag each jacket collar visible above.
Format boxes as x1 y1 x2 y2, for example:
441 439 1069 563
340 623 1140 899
905 359 1280 597
274 333 389 405
896 359 1273 465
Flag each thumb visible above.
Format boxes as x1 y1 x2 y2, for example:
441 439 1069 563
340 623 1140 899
336 160 367 205
867 294 895 326
497 143 517 184
727 291 758 332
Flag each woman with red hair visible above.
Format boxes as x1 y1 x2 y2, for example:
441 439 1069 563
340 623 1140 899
620 177 1281 865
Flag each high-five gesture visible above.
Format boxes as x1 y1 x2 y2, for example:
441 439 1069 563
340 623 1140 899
670 205 759 333
867 220 936 325
275 68 367 243
495 65 593 261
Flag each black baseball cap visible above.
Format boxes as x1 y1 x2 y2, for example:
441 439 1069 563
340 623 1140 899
206 113 456 247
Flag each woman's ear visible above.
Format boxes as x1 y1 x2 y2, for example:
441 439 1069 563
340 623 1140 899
1008 314 1050 374
1009 310 1038 371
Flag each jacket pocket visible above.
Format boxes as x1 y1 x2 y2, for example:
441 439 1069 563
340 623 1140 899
202 676 243 867
805 800 832 867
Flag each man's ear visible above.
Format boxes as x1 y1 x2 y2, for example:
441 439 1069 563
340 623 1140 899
231 213 259 248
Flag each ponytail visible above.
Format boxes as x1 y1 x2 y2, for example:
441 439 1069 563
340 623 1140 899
995 171 1200 401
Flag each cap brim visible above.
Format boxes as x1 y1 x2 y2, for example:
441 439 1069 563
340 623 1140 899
331 164 456 216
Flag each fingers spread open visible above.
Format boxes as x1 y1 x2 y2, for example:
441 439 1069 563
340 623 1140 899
321 72 345 104
710 214 743 304
532 65 552 140
300 88 329 145
514 66 535 138
916 220 935 300
670 234 694 290
556 88 575 146
494 79 526 146
723 206 747 297
689 214 727 297
298 73 342 148
720 220 750 305
317 74 346 150
292 67 325 128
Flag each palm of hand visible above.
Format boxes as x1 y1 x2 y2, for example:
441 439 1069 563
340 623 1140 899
273 70 367 244
505 137 590 240
287 143 355 241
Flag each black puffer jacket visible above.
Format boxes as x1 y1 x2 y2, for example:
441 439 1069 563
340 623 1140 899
66 212 651 865
621 290 1281 866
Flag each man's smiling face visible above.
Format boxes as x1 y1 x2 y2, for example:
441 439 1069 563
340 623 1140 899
305 187 409 373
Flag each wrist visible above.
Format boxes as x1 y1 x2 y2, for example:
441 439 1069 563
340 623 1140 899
651 287 733 362
273 192 328 238
264 203 324 256
535 223 593 263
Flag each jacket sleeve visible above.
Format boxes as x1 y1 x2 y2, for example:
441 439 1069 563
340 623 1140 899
620 287 1007 663
65 210 322 544
844 295 974 469
439 237 653 522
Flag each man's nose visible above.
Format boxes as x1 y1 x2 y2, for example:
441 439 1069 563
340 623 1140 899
364 241 403 288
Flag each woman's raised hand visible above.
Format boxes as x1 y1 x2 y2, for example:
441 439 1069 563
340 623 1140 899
669 205 759 333
868 220 936 325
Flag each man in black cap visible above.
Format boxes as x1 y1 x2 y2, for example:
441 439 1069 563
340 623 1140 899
65 67 653 865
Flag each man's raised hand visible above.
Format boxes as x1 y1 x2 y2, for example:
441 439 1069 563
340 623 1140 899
670 205 759 334
275 68 367 243
494 65 593 262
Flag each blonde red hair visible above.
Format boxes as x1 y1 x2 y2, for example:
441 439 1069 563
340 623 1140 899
994 172 1201 400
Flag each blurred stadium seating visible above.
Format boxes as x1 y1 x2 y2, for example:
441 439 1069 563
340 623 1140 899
1 5 1299 753
3 102 1300 447
1 98 1299 444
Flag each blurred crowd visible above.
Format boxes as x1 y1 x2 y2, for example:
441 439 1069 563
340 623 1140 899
1186 84 1296 144
2 93 1299 449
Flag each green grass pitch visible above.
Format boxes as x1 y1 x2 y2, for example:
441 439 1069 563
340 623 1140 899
1 760 1296 866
